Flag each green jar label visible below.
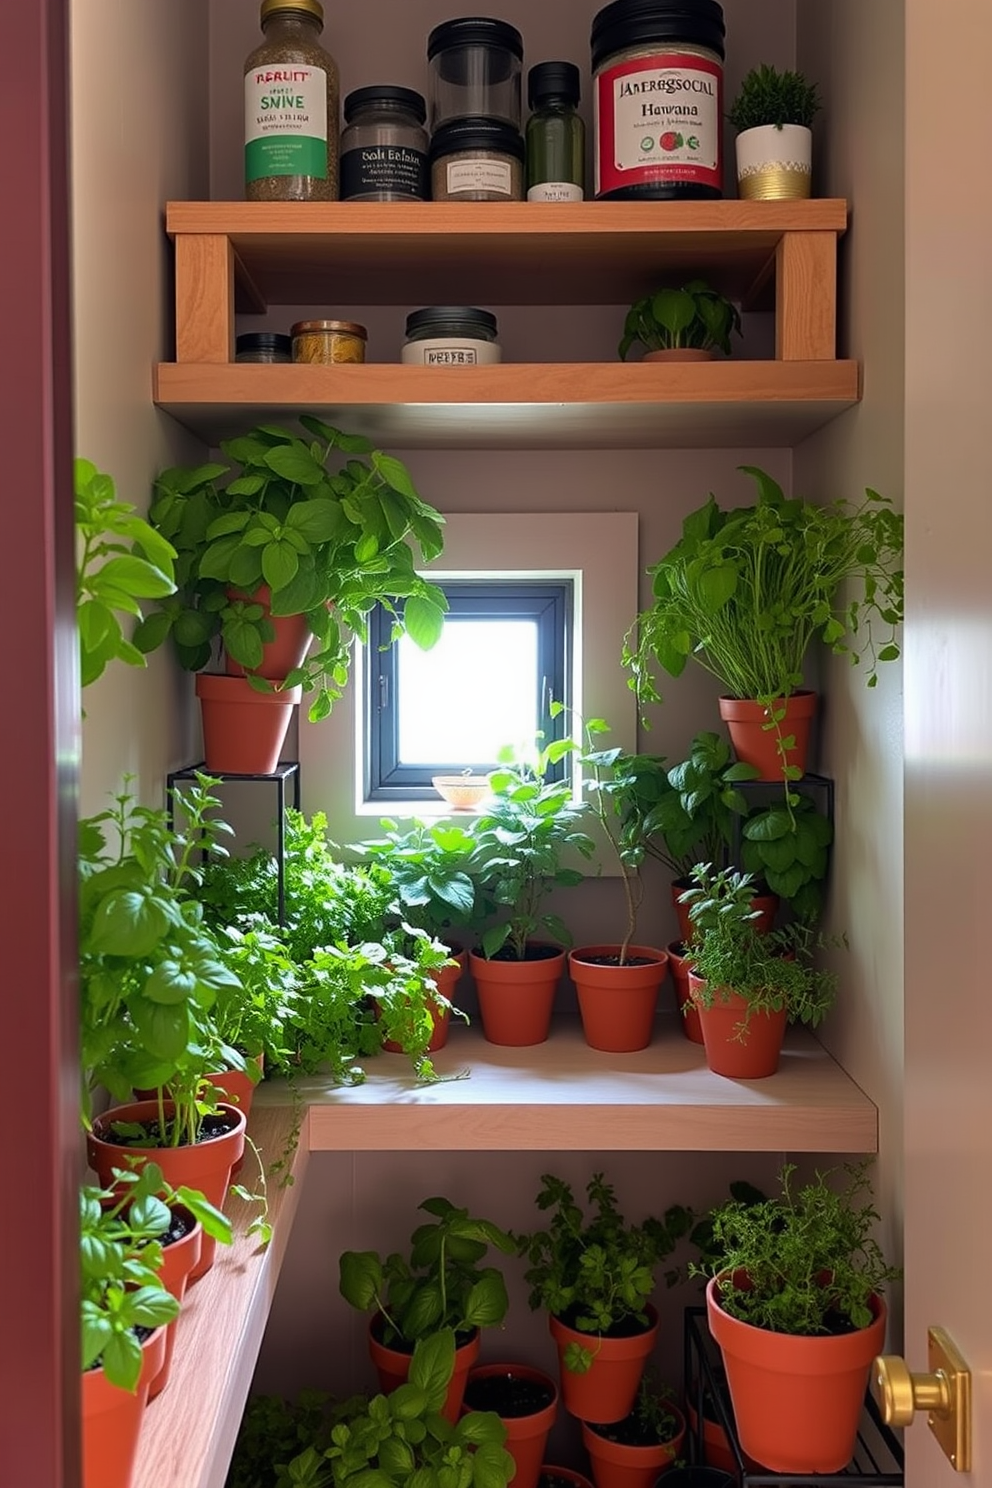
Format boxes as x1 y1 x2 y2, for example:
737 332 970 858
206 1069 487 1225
245 65 327 180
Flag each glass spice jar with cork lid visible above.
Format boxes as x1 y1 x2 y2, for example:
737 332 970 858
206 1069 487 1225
291 319 368 364
244 0 340 201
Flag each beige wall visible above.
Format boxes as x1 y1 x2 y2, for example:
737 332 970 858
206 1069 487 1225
71 0 210 814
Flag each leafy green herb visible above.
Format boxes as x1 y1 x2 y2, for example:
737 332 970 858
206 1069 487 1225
728 64 821 132
619 280 742 360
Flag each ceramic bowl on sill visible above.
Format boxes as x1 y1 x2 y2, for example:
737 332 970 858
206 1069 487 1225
432 774 491 810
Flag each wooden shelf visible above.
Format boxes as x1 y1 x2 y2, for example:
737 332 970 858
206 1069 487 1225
154 359 860 449
132 1104 308 1488
258 1018 878 1154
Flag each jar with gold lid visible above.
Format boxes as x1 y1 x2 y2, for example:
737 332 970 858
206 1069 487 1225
244 0 340 201
291 319 368 364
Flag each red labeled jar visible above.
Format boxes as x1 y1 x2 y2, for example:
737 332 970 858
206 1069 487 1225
591 0 725 200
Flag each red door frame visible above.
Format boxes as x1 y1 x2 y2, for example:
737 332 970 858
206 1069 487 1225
0 1 79 1484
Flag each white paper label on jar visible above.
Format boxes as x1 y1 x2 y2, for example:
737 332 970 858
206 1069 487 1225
527 182 584 202
595 52 722 195
245 65 328 180
445 157 514 196
401 338 502 366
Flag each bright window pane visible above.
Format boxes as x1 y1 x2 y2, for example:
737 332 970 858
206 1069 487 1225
397 619 538 763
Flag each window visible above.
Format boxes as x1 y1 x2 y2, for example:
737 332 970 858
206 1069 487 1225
364 581 572 801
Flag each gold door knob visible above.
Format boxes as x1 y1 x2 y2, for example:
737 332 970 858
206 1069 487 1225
872 1327 971 1472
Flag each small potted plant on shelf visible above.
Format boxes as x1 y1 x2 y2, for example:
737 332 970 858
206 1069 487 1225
693 1161 902 1474
462 1362 559 1488
468 742 595 1047
623 465 904 789
618 280 742 363
136 416 448 772
581 1372 686 1488
728 63 822 201
515 1172 693 1424
338 1194 516 1421
679 863 838 1079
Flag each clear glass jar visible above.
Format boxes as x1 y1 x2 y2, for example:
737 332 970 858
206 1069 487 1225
340 86 429 202
427 16 523 131
401 307 501 365
526 61 585 201
429 117 525 202
244 0 340 201
291 319 368 364
235 332 293 363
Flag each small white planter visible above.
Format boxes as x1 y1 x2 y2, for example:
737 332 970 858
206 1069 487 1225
735 123 812 200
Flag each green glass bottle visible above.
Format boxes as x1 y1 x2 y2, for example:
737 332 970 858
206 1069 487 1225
526 62 585 201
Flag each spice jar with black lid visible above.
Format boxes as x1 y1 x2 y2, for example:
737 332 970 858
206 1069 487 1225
244 0 340 202
526 61 585 201
235 332 293 363
427 16 524 131
340 86 429 202
402 307 501 365
430 117 525 201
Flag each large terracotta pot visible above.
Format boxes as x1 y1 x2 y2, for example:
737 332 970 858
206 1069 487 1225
718 691 817 782
368 1319 480 1423
706 1275 887 1473
195 673 301 775
568 946 669 1052
581 1405 686 1488
82 1326 166 1488
688 974 787 1080
225 584 313 680
148 1203 203 1398
463 1363 558 1488
382 951 467 1054
549 1306 658 1424
667 941 702 1044
87 1100 246 1280
469 946 564 1047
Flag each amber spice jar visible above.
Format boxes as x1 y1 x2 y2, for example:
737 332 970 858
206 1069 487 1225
291 320 368 364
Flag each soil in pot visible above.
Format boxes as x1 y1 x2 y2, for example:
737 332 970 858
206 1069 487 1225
469 945 564 1047
463 1365 558 1488
368 1317 480 1422
539 1470 595 1488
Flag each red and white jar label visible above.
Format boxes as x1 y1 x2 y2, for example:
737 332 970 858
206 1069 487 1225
595 52 722 195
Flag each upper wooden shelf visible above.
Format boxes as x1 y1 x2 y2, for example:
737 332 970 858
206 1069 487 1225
166 199 849 309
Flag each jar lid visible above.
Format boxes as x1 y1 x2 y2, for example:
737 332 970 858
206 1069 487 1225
343 86 428 124
291 319 368 339
405 306 499 338
428 117 526 163
427 17 524 61
236 332 293 354
260 0 324 25
528 61 581 109
590 0 726 71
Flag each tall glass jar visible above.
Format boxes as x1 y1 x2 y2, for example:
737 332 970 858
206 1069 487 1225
244 0 340 201
526 62 585 201
340 87 429 202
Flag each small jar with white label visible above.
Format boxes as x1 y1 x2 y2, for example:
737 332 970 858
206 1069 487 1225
401 307 502 366
429 118 525 202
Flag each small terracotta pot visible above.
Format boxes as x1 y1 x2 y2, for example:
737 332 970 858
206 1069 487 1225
549 1306 658 1424
651 1470 734 1487
667 941 702 1044
643 348 716 362
382 952 467 1054
204 1052 264 1119
688 974 787 1079
706 1276 887 1473
582 1405 686 1488
568 946 669 1052
718 691 817 782
368 1320 480 1423
195 672 301 775
224 584 313 680
82 1326 166 1488
469 947 564 1046
87 1100 246 1280
463 1364 558 1488
148 1203 203 1398
539 1469 595 1488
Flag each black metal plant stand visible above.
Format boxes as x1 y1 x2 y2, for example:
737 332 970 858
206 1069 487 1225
165 761 301 925
683 1306 904 1485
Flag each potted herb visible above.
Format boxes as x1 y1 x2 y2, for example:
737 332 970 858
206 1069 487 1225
227 1390 333 1488
515 1172 693 1424
694 1162 901 1474
338 1194 516 1420
462 1363 559 1488
618 281 741 363
581 1374 686 1488
741 791 833 925
680 864 838 1078
468 744 594 1047
728 64 821 201
623 466 904 786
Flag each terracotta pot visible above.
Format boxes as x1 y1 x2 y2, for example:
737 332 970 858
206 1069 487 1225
204 1051 264 1119
651 1470 734 1488
224 584 314 680
643 348 716 362
706 1276 887 1473
667 941 702 1044
87 1100 246 1280
539 1469 595 1488
469 946 564 1046
582 1405 685 1488
718 691 817 782
688 974 787 1079
685 1394 760 1481
549 1305 658 1424
382 952 467 1054
195 673 301 775
463 1364 558 1488
368 1320 480 1423
568 946 669 1052
147 1203 203 1398
82 1326 166 1488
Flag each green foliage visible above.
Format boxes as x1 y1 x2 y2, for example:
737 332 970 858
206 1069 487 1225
728 64 821 132
693 1162 901 1335
619 279 742 360
470 740 595 961
515 1173 694 1372
138 418 447 722
339 1196 515 1349
227 1391 333 1488
679 864 838 1034
353 819 478 943
742 794 833 922
74 457 177 688
623 466 904 709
